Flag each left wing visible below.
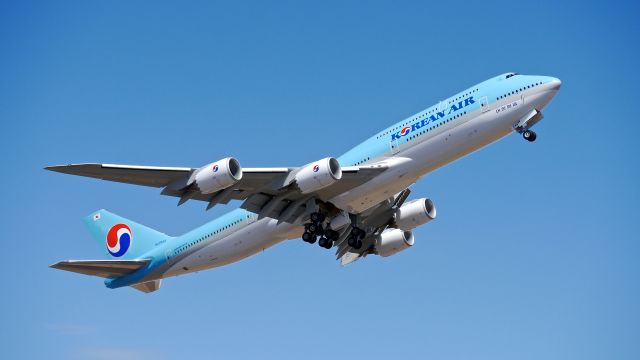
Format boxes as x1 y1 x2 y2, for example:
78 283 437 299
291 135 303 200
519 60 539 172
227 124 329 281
46 161 388 223
50 259 150 278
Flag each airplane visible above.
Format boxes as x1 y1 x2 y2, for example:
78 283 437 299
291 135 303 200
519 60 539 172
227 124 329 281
47 72 561 293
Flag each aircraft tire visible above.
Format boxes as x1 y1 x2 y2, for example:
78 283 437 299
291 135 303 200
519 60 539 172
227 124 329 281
523 130 537 142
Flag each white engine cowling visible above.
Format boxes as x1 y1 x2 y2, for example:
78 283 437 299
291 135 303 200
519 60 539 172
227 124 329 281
295 157 342 194
375 229 415 257
394 198 437 230
193 157 243 194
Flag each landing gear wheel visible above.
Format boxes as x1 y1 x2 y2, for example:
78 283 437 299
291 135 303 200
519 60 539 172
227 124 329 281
325 229 339 241
318 237 332 249
307 223 318 233
353 240 363 250
302 231 316 244
347 235 357 248
310 212 325 223
523 130 537 142
351 227 365 240
318 237 327 248
314 224 325 236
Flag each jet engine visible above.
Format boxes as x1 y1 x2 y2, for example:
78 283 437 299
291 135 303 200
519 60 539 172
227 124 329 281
193 157 243 194
294 157 342 194
394 198 437 230
375 228 415 257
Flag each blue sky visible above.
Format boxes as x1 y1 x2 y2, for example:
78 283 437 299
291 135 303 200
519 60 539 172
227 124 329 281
1 1 639 359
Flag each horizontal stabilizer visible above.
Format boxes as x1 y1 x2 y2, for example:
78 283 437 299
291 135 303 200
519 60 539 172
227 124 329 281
50 259 150 278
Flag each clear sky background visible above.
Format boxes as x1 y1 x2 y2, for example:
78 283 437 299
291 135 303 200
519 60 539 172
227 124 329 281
1 1 639 359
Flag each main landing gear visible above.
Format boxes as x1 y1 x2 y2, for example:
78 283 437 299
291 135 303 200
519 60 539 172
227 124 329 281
347 227 364 250
302 212 339 249
302 212 366 250
522 129 537 142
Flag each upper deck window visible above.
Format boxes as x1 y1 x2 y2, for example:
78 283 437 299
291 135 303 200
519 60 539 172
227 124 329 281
505 72 519 79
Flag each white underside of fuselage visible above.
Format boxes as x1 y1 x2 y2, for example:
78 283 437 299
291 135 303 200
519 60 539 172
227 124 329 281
163 218 301 277
162 88 558 280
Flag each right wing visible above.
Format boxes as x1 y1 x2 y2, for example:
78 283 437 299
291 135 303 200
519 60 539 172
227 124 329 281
334 188 411 266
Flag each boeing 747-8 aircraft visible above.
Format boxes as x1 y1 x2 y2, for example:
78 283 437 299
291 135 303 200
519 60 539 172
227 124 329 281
48 73 561 293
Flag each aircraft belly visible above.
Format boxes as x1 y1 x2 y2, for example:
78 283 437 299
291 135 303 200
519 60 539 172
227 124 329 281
329 157 420 213
164 218 302 276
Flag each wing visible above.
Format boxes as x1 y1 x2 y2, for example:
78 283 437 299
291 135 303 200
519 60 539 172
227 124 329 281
334 188 411 266
50 259 150 278
45 163 193 188
46 162 388 223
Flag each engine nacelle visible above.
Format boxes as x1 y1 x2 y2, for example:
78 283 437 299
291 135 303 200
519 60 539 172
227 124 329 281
294 157 342 194
375 229 415 257
394 198 437 230
193 157 243 194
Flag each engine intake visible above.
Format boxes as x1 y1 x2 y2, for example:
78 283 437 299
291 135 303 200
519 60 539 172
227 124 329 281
394 198 436 230
375 229 415 257
294 157 342 194
193 157 242 194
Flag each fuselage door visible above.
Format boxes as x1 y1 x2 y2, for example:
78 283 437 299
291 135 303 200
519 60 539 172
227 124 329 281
479 96 490 113
390 139 400 154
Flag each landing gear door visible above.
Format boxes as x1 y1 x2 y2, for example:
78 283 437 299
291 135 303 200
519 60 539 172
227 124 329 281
479 96 490 113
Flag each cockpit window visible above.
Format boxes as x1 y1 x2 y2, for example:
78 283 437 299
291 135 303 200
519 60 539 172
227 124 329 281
505 73 519 79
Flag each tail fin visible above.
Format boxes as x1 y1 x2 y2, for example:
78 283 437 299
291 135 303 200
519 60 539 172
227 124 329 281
84 210 171 260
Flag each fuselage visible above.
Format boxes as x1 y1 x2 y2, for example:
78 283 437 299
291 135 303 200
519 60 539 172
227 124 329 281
106 73 561 289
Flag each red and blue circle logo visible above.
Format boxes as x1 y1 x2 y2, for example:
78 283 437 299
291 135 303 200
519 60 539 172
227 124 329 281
313 165 320 172
106 223 132 257
400 126 411 136
212 164 219 173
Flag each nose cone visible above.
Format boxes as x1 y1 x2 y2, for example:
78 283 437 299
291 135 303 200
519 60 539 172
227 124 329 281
549 77 562 90
533 76 561 110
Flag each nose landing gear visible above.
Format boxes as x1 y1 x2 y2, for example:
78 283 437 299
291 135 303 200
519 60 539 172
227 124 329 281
522 129 537 142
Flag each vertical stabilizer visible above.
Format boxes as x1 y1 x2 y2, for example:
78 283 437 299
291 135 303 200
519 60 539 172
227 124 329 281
84 210 171 260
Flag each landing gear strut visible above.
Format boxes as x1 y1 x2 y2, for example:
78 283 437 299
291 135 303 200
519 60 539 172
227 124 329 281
522 129 537 142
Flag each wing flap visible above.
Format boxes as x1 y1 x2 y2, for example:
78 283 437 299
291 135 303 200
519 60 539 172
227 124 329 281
50 259 150 278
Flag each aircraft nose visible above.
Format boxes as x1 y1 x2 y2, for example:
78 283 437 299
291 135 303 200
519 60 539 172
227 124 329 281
532 76 561 110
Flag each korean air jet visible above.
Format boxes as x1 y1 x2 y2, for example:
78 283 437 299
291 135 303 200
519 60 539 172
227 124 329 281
48 73 561 293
